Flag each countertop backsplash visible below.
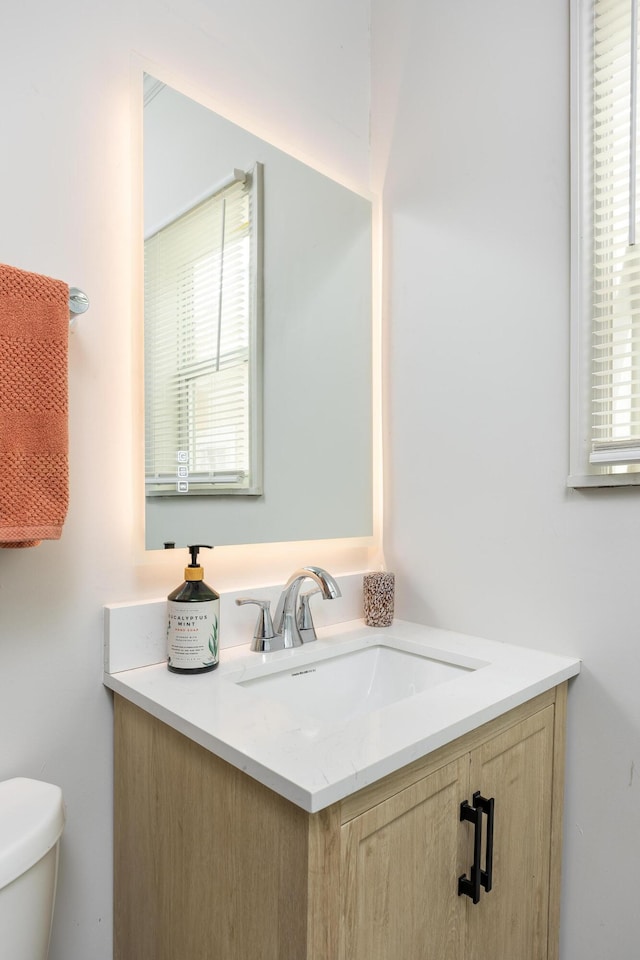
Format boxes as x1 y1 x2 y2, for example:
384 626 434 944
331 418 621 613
104 572 367 673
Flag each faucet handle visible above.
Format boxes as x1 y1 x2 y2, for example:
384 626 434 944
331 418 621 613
235 598 281 652
297 587 322 642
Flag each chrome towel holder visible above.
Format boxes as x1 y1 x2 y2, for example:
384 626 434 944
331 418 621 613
69 286 89 327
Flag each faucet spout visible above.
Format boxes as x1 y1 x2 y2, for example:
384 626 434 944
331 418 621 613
273 566 341 647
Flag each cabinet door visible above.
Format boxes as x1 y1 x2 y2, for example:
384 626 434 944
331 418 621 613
341 756 468 960
465 706 555 960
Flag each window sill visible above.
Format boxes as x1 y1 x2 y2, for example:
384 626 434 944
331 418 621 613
567 473 640 489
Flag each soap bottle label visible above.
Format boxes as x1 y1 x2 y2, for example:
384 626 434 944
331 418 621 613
167 600 220 670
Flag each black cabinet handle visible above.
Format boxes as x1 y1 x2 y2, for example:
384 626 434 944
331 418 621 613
458 796 482 903
475 792 494 893
458 791 495 903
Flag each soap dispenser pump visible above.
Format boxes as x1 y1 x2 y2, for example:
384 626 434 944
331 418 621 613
166 544 220 674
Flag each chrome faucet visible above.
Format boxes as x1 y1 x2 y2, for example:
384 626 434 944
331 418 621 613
273 566 341 648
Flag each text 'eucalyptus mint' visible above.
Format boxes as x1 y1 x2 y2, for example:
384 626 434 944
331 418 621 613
166 544 220 674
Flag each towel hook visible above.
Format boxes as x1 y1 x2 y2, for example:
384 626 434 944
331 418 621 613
69 287 89 316
69 286 89 329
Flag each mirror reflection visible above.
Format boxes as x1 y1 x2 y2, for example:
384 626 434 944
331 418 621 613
145 163 263 500
143 75 373 549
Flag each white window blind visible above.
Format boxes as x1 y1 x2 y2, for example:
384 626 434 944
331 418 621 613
590 0 640 467
569 0 640 483
144 168 262 496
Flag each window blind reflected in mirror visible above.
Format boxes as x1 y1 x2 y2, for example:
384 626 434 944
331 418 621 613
144 167 263 496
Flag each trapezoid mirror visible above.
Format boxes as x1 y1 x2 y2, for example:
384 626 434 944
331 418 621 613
143 74 373 550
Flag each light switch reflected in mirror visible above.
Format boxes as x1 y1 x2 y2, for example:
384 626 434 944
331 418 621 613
143 75 373 550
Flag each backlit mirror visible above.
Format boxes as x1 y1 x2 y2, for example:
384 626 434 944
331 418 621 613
143 75 373 549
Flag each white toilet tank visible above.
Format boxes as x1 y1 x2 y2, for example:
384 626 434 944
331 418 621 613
0 778 65 960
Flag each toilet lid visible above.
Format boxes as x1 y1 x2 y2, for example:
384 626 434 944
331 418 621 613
0 778 65 890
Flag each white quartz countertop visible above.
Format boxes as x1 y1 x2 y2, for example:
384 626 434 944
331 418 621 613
103 619 580 813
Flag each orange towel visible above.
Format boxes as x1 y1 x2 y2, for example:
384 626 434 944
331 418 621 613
0 263 69 548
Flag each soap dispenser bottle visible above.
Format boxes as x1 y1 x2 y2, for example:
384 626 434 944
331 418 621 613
167 544 220 674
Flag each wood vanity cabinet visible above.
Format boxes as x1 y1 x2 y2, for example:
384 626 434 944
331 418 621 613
114 683 566 960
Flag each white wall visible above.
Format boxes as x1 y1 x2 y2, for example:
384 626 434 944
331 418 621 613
373 0 639 957
0 3 371 959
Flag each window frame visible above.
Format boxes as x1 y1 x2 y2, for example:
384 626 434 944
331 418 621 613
569 0 640 486
144 164 264 498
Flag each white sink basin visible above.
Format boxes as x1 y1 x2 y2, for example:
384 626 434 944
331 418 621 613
105 616 581 811
234 641 475 727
